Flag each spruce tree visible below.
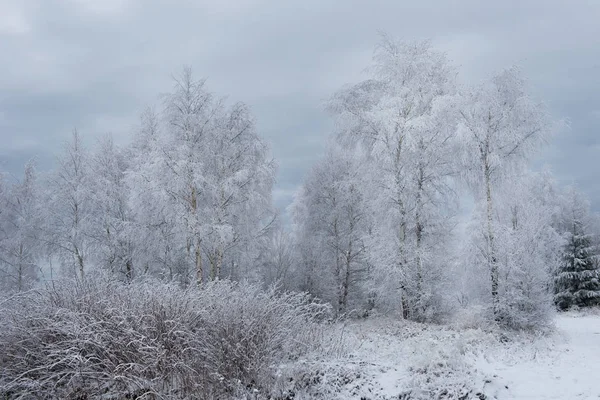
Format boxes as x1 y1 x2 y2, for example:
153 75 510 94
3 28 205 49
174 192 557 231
554 220 600 310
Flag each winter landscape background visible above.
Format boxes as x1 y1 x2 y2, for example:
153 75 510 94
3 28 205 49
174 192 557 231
1 1 600 399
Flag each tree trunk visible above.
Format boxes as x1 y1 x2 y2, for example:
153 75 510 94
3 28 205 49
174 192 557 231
401 284 410 320
333 216 343 315
394 135 410 319
18 243 24 292
485 164 499 317
165 244 172 281
210 247 223 281
415 163 425 316
75 246 85 280
125 259 133 282
340 221 353 314
195 239 203 286
399 215 409 319
341 250 352 313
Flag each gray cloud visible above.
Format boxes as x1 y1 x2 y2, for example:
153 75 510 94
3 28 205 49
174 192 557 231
1 0 599 211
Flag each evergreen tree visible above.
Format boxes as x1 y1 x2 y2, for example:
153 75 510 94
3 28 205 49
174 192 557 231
554 218 600 310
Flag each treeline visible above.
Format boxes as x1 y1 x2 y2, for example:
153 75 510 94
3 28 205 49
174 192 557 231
1 37 600 332
1 68 277 290
290 38 600 327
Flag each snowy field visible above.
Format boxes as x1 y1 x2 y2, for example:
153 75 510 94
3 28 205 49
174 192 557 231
279 312 600 399
484 313 600 400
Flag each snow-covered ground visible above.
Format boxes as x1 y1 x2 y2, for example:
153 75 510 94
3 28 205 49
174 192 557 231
278 312 600 399
481 313 600 400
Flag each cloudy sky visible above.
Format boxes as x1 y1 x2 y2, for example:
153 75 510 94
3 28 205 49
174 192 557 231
1 0 599 213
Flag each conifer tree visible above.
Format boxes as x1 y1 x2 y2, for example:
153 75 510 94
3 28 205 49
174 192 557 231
554 190 600 310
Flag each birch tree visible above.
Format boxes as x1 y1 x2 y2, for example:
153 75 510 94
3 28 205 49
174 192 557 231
328 36 458 320
460 172 562 329
292 145 369 314
128 68 275 285
0 162 42 291
456 67 554 317
258 225 295 289
197 100 276 282
45 130 93 279
127 107 188 281
88 135 134 280
494 174 560 328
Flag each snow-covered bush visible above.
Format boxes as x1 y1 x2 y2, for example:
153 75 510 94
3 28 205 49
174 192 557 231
451 305 492 331
0 275 329 399
406 338 484 400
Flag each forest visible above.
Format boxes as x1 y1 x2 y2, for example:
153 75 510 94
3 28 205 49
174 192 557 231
1 37 599 399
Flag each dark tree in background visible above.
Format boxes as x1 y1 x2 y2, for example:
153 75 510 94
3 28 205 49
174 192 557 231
555 218 600 310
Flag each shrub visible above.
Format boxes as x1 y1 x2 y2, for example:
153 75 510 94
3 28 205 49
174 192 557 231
0 275 329 399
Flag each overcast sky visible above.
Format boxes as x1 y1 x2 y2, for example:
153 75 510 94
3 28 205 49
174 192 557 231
1 0 599 213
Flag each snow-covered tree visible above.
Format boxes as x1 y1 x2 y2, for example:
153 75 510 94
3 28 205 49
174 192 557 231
495 175 561 328
197 99 276 283
128 69 276 285
258 225 295 289
44 131 93 279
456 67 555 317
327 36 458 320
127 107 184 280
292 145 369 314
0 162 42 291
460 172 561 329
88 135 135 280
554 187 600 310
